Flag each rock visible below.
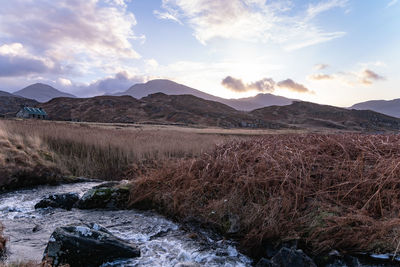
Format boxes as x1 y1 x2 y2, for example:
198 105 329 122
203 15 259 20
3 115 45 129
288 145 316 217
76 186 129 210
255 258 275 267
43 223 140 267
34 192 79 210
92 181 121 189
226 213 240 234
271 247 317 267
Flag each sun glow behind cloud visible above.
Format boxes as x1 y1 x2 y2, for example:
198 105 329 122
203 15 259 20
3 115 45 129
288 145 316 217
0 0 398 106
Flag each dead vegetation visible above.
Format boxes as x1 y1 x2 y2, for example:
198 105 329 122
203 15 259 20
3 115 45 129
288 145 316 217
1 120 230 180
0 223 5 256
130 134 400 258
0 121 62 190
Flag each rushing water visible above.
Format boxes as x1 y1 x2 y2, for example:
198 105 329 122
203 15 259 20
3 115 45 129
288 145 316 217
0 182 252 266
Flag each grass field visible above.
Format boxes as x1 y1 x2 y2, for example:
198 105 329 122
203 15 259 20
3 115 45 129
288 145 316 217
2 119 400 262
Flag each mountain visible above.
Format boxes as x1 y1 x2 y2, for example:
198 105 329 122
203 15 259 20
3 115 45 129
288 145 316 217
251 101 400 131
0 96 39 116
350 99 400 118
113 79 294 110
39 94 400 132
14 83 76 103
0 90 18 97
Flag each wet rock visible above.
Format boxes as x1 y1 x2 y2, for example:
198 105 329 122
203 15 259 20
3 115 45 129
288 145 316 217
271 247 317 267
224 213 240 234
92 181 121 189
76 186 129 210
43 223 140 267
255 258 274 267
34 192 79 210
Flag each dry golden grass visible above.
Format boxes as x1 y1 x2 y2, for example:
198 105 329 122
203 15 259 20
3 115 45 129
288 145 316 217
0 121 61 190
1 119 234 180
130 134 400 258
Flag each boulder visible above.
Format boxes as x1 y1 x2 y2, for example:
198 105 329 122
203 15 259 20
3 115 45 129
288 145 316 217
34 192 79 210
76 186 129 210
271 247 317 267
43 223 140 267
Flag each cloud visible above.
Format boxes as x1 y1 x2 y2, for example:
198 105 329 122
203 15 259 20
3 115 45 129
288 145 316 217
308 73 334 80
72 71 147 96
277 79 310 93
221 76 275 93
0 0 141 78
222 76 311 94
0 43 59 77
156 0 347 49
308 68 385 86
307 0 348 19
314 64 329 70
359 69 385 85
387 0 398 7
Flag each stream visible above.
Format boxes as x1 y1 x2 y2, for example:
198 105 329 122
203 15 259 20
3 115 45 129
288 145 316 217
0 182 252 266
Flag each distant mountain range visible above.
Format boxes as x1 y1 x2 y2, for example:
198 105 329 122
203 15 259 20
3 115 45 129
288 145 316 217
14 83 76 103
38 93 400 132
113 79 294 111
351 98 400 118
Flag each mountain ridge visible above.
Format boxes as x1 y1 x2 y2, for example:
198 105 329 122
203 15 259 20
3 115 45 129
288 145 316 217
351 98 400 118
14 83 76 103
113 79 294 110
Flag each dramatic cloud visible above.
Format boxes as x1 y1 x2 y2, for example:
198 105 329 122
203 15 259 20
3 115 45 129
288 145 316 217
314 64 329 70
156 0 347 50
0 43 58 77
359 69 385 85
222 76 311 94
0 0 141 78
277 79 310 93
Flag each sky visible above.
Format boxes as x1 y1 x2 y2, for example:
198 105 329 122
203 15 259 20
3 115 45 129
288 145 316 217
0 0 399 107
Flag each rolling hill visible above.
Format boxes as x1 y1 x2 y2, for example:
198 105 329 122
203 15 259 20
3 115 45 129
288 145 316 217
0 90 18 97
113 79 294 111
0 96 39 116
251 101 400 131
39 93 284 129
351 98 400 118
14 83 76 102
38 94 400 132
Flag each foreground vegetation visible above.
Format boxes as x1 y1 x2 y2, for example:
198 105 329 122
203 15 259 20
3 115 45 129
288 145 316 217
130 134 400 259
2 119 400 263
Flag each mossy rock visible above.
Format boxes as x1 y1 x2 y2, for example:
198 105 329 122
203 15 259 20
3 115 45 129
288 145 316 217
76 186 130 210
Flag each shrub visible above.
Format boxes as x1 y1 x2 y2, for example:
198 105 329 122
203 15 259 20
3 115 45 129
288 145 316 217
130 134 400 257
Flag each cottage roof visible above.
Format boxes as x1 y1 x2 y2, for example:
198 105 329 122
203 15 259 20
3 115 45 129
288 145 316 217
22 107 47 116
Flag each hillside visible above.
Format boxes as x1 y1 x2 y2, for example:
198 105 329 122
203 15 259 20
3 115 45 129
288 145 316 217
40 94 284 128
14 83 76 102
113 79 294 110
251 101 400 131
0 90 17 97
0 96 39 116
38 94 400 132
351 98 400 118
